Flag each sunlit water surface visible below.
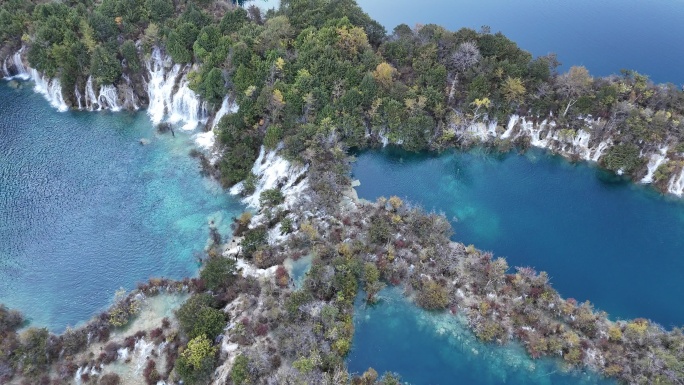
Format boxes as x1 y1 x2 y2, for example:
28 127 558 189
0 83 243 331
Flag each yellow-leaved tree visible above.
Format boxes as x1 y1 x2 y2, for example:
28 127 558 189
372 62 397 89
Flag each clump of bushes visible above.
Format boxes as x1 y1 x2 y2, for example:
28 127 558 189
233 211 253 236
200 255 237 292
175 294 227 340
99 373 121 385
602 143 643 175
242 226 268 257
175 335 217 385
108 289 141 328
0 305 24 332
275 265 290 287
143 360 160 385
416 280 449 310
230 354 250 385
259 188 285 207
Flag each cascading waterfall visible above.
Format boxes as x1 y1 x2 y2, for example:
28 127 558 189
124 86 139 110
467 115 633 170
29 69 68 112
98 84 122 111
168 75 208 130
571 129 592 160
501 115 519 139
146 47 207 130
213 95 238 128
12 51 29 79
590 139 611 162
667 167 684 196
379 130 390 147
2 49 30 80
519 118 554 147
77 76 124 111
466 121 498 141
193 96 238 155
641 146 668 184
5 45 220 147
230 145 309 210
146 48 179 125
74 85 83 110
84 76 98 110
5 48 138 113
2 48 67 111
133 338 155 374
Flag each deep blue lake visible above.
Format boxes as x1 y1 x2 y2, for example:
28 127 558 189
0 83 243 331
352 148 684 328
357 0 684 85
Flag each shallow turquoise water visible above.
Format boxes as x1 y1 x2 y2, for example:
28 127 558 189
286 254 313 289
0 83 243 331
357 0 684 84
352 148 684 328
348 287 614 385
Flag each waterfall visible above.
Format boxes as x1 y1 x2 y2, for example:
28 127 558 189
12 51 29 79
146 48 179 125
98 84 122 111
83 76 97 110
571 130 592 160
5 45 210 120
168 76 208 131
74 85 83 110
590 139 611 162
192 95 238 156
213 95 238 128
77 76 124 111
466 121 498 141
668 167 684 196
3 48 67 111
133 338 155 374
378 130 390 147
501 115 519 139
230 146 309 210
29 69 68 112
641 147 668 184
146 47 207 130
519 118 553 147
2 49 30 80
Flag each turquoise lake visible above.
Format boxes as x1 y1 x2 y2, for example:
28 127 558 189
352 148 684 328
348 288 614 385
357 0 684 85
0 83 243 332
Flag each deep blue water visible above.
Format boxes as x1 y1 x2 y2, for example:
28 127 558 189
352 147 684 328
0 83 243 332
358 0 684 85
348 288 614 385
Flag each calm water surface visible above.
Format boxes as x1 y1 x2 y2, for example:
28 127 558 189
348 288 615 385
352 148 684 328
0 83 243 331
357 0 684 85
